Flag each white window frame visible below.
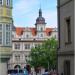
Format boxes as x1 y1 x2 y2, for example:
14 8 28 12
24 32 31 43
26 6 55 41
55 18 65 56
0 24 2 30
6 32 10 44
40 34 43 37
26 34 29 38
40 27 43 31
0 0 3 5
6 24 10 31
14 43 20 49
6 0 10 6
25 44 30 49
0 32 2 44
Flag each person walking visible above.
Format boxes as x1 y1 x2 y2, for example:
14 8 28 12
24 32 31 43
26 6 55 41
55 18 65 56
23 67 29 75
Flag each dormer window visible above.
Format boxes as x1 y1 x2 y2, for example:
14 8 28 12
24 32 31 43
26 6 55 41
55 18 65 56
41 27 43 31
26 34 29 38
48 32 51 36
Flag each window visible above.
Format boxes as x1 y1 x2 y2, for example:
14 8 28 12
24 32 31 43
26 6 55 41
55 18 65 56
65 17 71 43
15 55 20 62
40 27 43 31
54 35 57 38
12 34 14 38
25 55 29 62
0 24 2 30
64 60 70 75
35 44 39 48
25 44 30 49
6 32 10 44
0 0 2 5
0 32 2 44
48 32 51 36
15 44 20 49
26 34 29 38
40 34 43 37
6 0 10 6
6 24 10 30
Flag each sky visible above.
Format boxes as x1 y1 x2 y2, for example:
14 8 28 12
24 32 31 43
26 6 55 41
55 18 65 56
13 0 57 28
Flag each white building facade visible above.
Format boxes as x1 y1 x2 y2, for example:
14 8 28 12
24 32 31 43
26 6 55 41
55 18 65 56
8 9 58 70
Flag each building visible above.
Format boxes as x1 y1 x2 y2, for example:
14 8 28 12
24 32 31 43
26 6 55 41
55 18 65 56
0 0 13 75
8 8 58 70
57 0 74 75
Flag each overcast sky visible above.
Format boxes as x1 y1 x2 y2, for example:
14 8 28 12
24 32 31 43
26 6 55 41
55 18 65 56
13 0 57 28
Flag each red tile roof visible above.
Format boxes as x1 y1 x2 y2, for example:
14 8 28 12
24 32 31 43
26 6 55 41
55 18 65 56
16 27 24 36
45 28 53 36
30 28 36 36
16 27 53 36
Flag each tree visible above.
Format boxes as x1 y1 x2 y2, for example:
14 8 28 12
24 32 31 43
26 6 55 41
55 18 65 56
28 38 57 71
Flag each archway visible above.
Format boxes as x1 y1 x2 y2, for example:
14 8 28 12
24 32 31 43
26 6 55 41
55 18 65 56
14 65 21 69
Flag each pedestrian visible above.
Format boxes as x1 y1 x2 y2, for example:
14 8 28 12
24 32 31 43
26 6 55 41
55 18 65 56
49 69 53 75
23 67 29 75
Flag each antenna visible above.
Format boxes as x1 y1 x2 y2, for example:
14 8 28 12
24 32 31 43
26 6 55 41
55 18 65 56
40 2 41 9
39 0 42 9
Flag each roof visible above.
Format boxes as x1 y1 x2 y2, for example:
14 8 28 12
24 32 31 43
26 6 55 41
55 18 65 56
16 27 24 36
16 27 53 36
30 28 36 36
45 28 53 36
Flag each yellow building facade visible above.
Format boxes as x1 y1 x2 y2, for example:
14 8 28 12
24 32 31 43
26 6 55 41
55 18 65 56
0 0 13 75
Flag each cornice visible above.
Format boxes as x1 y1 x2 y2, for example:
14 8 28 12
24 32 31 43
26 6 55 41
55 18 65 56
0 5 13 9
58 51 74 56
57 0 73 8
0 16 13 19
12 40 44 42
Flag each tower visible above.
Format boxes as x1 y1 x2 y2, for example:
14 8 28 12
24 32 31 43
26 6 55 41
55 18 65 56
57 0 74 75
0 0 13 75
35 8 46 38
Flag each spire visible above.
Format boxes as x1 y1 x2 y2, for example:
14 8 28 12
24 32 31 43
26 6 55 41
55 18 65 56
39 8 42 17
35 7 46 25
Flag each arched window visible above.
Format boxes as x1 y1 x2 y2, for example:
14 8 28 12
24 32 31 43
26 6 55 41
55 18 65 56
14 65 21 69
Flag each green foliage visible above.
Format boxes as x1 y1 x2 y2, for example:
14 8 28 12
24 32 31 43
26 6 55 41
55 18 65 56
28 37 57 69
